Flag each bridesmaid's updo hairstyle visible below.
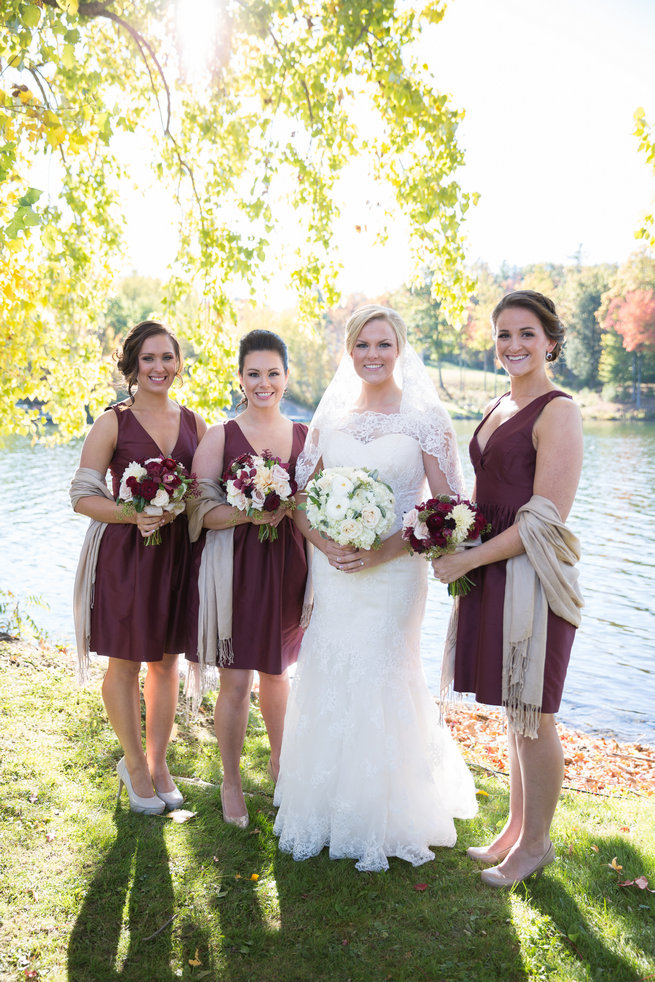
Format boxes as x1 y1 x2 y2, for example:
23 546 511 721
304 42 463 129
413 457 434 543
237 329 288 409
491 290 566 362
115 320 183 401
345 304 407 354
238 329 289 374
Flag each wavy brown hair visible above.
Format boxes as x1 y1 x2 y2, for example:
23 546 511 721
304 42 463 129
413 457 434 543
115 321 183 401
491 291 565 361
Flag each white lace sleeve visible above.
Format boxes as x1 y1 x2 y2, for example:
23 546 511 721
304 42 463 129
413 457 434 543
413 407 465 496
295 428 322 490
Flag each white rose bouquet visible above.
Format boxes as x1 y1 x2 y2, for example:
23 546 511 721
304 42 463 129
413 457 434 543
118 455 198 545
304 466 395 550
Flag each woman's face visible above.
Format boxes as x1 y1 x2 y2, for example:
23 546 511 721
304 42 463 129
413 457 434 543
137 332 178 393
240 349 288 409
494 307 555 378
350 318 399 384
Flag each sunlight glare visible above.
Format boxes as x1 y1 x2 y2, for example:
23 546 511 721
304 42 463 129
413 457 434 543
175 0 222 83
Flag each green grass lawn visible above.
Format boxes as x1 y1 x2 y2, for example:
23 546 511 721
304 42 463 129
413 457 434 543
1 640 653 982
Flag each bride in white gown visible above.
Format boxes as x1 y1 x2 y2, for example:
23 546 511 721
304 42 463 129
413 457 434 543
274 304 477 872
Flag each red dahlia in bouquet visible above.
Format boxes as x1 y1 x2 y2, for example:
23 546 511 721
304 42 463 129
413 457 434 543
401 495 491 596
118 456 198 545
224 450 297 542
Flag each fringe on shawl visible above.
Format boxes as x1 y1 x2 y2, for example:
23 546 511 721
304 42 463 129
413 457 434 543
502 637 542 740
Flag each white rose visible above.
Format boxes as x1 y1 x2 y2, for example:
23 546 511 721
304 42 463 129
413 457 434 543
151 488 170 508
144 504 163 515
338 518 362 543
271 463 290 485
402 508 419 531
361 504 382 528
119 461 147 500
227 488 247 511
330 474 354 495
250 488 266 509
415 520 430 540
325 496 349 520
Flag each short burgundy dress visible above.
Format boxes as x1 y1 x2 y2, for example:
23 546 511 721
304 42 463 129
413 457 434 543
187 419 308 675
454 391 576 713
89 404 199 662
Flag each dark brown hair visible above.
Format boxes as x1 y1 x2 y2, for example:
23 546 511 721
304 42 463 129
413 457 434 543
236 330 288 409
491 290 565 361
115 321 183 401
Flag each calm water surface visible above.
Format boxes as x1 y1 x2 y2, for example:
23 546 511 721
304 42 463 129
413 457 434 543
1 421 653 744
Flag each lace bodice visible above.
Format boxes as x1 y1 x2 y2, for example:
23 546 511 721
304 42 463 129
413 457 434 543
297 408 465 500
322 426 426 535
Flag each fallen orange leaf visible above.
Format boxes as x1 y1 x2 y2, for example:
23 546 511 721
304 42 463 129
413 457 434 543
250 873 259 881
608 857 623 872
591 844 599 853
188 948 202 967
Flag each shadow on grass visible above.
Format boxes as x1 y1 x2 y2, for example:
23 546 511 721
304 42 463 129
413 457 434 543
530 835 655 981
67 807 180 982
264 808 529 982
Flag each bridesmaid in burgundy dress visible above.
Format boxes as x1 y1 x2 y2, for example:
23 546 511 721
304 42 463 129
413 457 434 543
433 291 583 888
189 330 307 828
74 321 206 813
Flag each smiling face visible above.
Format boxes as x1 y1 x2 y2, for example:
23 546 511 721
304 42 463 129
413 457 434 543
350 318 399 384
239 349 288 409
494 307 556 378
136 332 179 393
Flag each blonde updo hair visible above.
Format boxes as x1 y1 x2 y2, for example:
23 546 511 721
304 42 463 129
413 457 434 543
344 304 407 355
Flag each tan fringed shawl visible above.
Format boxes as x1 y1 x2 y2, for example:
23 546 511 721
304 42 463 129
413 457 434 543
442 494 583 739
184 479 314 708
69 467 114 683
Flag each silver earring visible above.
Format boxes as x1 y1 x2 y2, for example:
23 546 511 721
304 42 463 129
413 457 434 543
546 351 554 361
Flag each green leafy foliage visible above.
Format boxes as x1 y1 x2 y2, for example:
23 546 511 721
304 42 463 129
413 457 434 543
0 0 474 440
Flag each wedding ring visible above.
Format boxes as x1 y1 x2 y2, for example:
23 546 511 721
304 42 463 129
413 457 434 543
360 560 364 567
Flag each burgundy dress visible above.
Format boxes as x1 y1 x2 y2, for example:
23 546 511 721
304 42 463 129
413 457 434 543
454 391 576 712
89 405 199 662
187 419 308 675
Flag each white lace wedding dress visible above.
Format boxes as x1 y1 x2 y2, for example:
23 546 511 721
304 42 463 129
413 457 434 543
274 413 478 872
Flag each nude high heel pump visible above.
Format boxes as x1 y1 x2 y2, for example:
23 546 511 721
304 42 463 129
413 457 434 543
154 782 184 810
220 784 249 829
480 842 556 888
116 757 165 815
466 844 512 865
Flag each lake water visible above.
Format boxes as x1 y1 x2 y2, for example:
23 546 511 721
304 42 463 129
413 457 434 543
1 421 653 745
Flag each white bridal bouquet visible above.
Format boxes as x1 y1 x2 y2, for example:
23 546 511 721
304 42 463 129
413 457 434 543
304 466 395 550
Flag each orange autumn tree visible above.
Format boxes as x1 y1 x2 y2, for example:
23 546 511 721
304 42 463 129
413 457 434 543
602 288 655 408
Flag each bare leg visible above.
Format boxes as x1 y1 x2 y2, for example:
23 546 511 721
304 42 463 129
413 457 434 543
102 657 153 797
257 670 289 780
144 652 180 792
214 668 253 819
493 713 564 878
481 727 524 854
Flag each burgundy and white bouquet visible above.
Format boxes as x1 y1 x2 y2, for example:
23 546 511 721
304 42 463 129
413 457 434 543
118 456 198 545
224 450 297 542
401 495 491 596
304 466 395 550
